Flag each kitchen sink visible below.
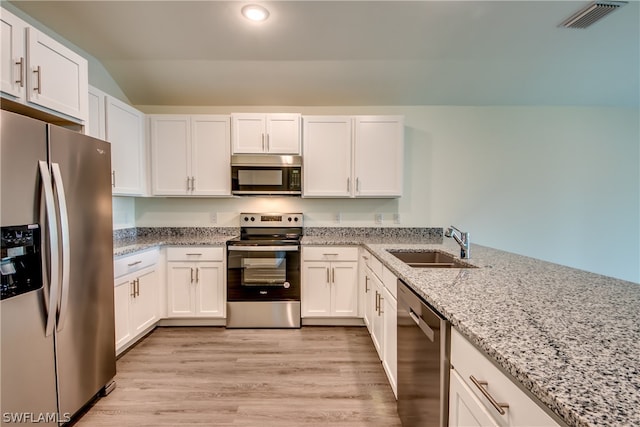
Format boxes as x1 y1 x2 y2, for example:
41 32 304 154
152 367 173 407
388 250 477 268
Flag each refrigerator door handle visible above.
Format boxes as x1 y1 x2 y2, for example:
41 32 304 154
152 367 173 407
38 161 60 337
51 162 71 331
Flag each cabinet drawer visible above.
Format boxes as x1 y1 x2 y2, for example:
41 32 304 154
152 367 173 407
362 251 383 279
166 246 223 262
450 328 560 427
382 266 397 299
114 248 160 278
303 246 358 261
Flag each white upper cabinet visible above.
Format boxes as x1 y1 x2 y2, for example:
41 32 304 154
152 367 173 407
353 116 404 197
149 114 231 196
87 85 106 139
302 115 404 198
231 113 301 154
1 9 88 123
1 9 26 99
303 116 352 197
106 96 146 196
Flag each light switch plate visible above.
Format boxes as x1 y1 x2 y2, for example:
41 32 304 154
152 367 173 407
375 213 383 224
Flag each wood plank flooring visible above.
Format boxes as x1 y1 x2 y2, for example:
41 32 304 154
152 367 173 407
72 326 401 427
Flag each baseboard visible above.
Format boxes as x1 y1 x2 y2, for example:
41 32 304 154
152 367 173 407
302 317 365 326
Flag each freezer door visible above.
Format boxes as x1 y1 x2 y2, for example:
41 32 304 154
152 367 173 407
1 111 58 426
48 125 116 418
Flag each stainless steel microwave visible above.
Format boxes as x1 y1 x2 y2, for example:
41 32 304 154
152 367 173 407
231 155 302 195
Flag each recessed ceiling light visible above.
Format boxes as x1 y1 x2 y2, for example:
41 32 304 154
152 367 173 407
242 5 270 22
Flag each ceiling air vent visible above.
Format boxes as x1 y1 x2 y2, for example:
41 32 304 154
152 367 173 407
560 1 627 29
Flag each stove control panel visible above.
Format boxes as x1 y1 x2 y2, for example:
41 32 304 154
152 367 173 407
240 213 303 227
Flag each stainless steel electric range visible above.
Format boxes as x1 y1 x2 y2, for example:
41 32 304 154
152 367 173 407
226 213 303 328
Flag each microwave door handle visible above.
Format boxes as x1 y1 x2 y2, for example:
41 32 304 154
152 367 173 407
38 161 59 337
51 163 71 332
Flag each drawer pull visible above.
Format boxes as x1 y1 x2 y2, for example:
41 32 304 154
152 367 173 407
469 375 509 415
186 253 203 256
323 253 339 256
127 260 142 267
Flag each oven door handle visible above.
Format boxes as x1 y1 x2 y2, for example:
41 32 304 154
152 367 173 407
227 245 299 252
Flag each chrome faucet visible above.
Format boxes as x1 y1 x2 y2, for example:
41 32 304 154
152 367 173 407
445 226 470 259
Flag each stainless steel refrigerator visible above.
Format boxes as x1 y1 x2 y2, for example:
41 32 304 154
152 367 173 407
1 110 116 426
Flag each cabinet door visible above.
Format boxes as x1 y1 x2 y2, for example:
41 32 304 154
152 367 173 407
194 262 224 317
131 267 159 335
382 287 398 398
370 275 384 359
150 115 190 196
266 114 300 154
167 262 196 317
87 86 106 139
107 96 145 195
114 277 133 352
1 10 26 99
191 115 231 196
331 262 358 316
353 116 403 197
449 369 500 427
26 27 88 122
302 116 352 197
301 262 331 317
231 114 266 153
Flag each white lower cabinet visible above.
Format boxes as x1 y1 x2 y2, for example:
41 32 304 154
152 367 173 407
449 327 561 427
113 249 160 355
166 247 225 318
301 247 359 318
360 248 398 398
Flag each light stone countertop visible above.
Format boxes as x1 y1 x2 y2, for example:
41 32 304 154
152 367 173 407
114 229 640 427
113 235 233 257
305 235 640 427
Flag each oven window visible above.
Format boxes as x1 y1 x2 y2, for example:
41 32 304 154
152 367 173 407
242 252 286 286
238 170 283 186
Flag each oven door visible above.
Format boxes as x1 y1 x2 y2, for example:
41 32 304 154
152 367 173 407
227 245 300 301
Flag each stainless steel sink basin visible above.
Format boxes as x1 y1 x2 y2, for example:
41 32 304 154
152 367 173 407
388 250 477 268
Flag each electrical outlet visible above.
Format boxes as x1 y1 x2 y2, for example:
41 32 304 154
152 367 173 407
210 212 217 224
334 212 342 224
393 213 401 224
375 213 383 224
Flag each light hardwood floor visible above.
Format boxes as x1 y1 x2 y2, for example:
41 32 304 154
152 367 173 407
73 326 401 427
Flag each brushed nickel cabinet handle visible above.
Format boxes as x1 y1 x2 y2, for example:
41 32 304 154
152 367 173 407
33 65 41 94
347 177 350 192
187 177 191 191
261 133 265 151
130 281 136 298
331 267 335 283
190 267 194 283
326 267 330 283
356 177 360 192
266 133 270 152
186 253 203 256
111 171 116 188
127 260 142 267
195 267 199 283
379 294 384 314
191 177 195 191
135 278 140 297
365 276 369 293
469 375 509 415
15 57 24 87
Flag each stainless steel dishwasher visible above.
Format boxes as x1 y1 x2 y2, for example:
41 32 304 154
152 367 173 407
397 279 450 427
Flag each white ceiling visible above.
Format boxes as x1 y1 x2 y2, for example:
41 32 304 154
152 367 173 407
9 0 640 106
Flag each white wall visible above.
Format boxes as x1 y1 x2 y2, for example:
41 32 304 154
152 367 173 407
133 105 639 283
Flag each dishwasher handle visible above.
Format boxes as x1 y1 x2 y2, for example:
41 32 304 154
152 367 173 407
409 309 435 342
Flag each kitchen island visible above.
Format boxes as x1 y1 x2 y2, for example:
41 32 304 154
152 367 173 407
303 231 640 427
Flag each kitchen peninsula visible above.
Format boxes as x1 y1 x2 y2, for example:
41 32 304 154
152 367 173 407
113 226 640 427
